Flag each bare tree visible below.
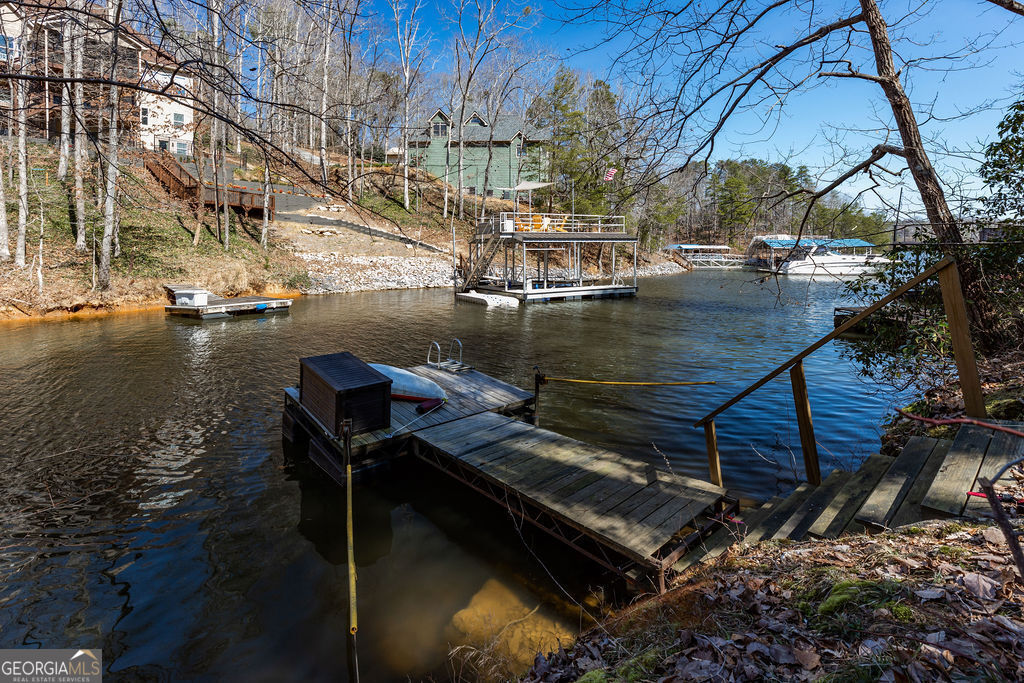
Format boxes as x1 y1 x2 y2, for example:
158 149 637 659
56 20 71 181
566 0 1023 324
391 0 429 211
98 0 124 290
0 155 8 262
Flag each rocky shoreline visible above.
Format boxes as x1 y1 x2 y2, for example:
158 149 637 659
299 252 456 294
298 252 686 295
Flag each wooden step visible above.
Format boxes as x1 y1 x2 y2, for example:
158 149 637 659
889 439 953 528
744 483 814 543
964 427 1024 517
772 470 852 540
808 453 893 538
921 426 993 516
672 499 779 573
856 437 938 529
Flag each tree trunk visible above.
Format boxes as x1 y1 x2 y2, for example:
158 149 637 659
860 0 993 330
402 95 410 210
15 77 28 267
0 155 9 261
262 158 270 249
319 7 331 188
57 23 72 181
73 8 86 253
99 82 120 290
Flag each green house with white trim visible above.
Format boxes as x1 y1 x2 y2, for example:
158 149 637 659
408 109 549 198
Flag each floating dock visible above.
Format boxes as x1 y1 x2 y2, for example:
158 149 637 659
282 362 732 590
164 284 293 319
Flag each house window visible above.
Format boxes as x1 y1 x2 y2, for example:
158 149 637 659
173 112 184 128
502 191 511 200
466 186 476 196
486 189 494 198
158 139 168 151
175 141 188 155
468 115 484 126
0 36 18 62
140 107 149 125
517 144 527 157
52 94 62 105
431 122 448 137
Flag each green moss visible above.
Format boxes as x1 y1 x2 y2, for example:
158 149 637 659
818 580 901 616
904 526 927 535
936 545 969 559
576 671 609 683
615 649 662 681
889 602 914 623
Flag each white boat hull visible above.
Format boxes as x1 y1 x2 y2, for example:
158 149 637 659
777 254 886 277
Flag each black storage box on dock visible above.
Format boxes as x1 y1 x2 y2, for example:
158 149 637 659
299 352 392 436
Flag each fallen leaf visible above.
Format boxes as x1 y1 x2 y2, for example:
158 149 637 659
793 648 820 670
915 588 946 601
961 572 1001 600
982 527 1004 545
769 644 797 665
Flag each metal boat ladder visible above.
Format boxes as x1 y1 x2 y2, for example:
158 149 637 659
427 338 473 373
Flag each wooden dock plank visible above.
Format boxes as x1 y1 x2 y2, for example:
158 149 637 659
412 409 726 567
673 500 779 573
856 437 937 528
965 428 1024 517
744 484 814 543
772 470 851 540
808 453 892 538
889 440 952 529
921 426 992 516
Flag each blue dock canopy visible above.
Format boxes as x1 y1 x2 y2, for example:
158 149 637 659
759 238 875 249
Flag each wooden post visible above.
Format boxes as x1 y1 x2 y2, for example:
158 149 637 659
704 420 723 487
790 360 821 485
533 369 544 427
938 262 987 418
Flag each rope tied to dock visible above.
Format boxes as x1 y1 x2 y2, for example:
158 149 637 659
539 376 716 387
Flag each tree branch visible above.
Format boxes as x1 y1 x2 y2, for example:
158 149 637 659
984 0 1024 18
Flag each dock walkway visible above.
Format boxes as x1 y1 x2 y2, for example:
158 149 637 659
674 421 1024 573
283 363 731 590
413 411 728 587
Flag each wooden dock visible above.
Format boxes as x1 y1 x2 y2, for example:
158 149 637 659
282 363 732 590
164 284 292 319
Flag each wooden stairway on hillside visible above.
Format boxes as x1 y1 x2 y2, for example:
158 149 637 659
674 422 1024 574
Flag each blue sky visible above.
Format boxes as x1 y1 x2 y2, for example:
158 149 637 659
540 0 1024 214
405 0 1022 215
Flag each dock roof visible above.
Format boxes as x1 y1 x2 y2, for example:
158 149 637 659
758 237 875 249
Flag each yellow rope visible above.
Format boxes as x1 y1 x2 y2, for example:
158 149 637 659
543 377 716 386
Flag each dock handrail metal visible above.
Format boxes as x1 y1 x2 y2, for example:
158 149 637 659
693 258 986 488
476 211 627 235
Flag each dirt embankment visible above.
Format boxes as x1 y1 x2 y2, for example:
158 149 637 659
525 520 1023 682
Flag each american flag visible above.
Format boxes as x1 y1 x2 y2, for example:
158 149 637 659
603 168 617 182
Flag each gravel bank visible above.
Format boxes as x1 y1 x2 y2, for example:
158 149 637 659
299 252 454 294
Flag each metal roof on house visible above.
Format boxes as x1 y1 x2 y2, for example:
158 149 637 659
758 238 875 249
408 110 550 143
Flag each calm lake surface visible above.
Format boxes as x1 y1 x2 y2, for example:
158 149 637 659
0 271 901 679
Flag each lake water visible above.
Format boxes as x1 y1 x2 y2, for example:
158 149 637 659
0 271 900 679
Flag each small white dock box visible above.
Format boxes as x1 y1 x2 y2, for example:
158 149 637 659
174 289 209 306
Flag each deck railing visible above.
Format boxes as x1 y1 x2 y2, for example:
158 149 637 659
693 258 985 488
477 212 626 236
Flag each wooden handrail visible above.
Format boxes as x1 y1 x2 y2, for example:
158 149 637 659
693 257 954 427
695 255 987 489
